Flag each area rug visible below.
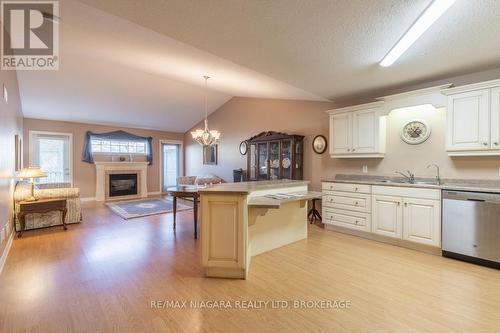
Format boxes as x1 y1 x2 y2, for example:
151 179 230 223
106 198 191 220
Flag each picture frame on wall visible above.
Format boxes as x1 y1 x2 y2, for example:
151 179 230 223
14 134 22 171
203 144 218 165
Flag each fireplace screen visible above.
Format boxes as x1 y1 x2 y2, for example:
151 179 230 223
109 173 138 197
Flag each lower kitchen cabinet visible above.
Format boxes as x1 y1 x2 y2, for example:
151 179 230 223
323 182 442 249
371 195 403 238
402 198 441 247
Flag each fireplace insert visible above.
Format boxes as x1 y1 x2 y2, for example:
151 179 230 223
109 173 138 197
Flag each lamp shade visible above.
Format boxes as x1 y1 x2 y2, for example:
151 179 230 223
16 167 46 179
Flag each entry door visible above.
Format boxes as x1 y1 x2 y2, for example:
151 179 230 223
161 143 181 191
29 131 72 185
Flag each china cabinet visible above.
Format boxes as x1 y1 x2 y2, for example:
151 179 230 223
246 131 304 181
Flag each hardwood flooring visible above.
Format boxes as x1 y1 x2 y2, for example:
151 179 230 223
1 201 499 332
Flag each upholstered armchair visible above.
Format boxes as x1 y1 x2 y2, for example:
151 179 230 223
14 182 82 231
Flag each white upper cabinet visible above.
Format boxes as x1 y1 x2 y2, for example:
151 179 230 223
330 112 351 155
327 102 386 158
446 89 490 151
490 87 500 150
352 110 377 154
443 79 500 156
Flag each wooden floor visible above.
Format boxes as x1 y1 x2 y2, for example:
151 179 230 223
1 201 499 333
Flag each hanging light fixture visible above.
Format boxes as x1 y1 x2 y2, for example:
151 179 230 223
191 76 221 146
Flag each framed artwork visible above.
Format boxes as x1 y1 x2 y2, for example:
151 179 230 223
312 135 327 154
203 144 218 165
15 134 22 171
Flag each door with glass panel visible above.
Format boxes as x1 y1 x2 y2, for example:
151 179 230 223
29 131 72 185
161 142 181 192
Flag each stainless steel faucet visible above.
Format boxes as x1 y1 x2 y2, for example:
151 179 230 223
395 170 415 184
427 164 441 185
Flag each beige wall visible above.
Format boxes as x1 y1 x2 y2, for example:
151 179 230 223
23 118 184 198
0 70 23 259
185 69 500 191
184 97 335 190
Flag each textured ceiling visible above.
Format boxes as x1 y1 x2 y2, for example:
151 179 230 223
18 0 324 132
79 0 500 101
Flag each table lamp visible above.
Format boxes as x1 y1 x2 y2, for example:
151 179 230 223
16 167 46 201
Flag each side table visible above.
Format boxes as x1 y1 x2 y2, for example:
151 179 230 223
17 198 68 237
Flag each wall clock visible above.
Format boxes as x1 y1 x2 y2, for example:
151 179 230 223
401 119 431 145
312 135 328 154
239 141 248 155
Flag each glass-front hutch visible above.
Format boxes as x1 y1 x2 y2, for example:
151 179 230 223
246 131 304 181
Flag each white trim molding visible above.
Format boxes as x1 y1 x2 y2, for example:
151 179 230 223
0 231 14 275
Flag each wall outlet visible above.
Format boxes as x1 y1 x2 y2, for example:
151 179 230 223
362 165 368 173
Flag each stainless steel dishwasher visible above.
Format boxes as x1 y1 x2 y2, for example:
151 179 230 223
442 190 500 269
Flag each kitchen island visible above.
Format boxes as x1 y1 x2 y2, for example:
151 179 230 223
199 180 320 279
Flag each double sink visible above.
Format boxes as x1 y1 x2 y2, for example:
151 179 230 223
378 179 439 186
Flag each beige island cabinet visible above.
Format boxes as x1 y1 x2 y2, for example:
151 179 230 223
198 180 320 279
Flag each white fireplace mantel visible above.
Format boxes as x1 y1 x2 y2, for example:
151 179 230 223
95 162 149 201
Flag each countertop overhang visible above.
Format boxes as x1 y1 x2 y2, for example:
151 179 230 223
198 180 310 195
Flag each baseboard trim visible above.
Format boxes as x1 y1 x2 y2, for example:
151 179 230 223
0 230 14 275
324 224 441 256
148 192 161 196
81 197 96 202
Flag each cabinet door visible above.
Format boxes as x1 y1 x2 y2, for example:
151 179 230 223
403 198 441 247
490 87 500 150
446 89 490 151
257 143 269 180
371 195 403 238
352 109 377 153
330 113 352 155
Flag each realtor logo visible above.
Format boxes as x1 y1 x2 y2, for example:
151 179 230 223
1 0 59 70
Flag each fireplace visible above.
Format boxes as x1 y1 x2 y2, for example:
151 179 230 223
109 173 138 197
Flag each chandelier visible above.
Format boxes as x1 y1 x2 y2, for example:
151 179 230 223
191 76 221 146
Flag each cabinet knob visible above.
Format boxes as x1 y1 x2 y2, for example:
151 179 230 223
397 202 400 206
354 187 358 191
404 202 408 207
355 220 358 224
483 142 488 146
495 142 499 146
330 198 333 202
355 201 359 205
347 148 351 152
352 148 356 151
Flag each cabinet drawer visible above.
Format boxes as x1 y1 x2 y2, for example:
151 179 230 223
372 185 440 200
322 182 371 194
323 209 371 232
323 193 371 213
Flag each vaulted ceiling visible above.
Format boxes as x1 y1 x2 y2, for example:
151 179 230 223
18 0 500 132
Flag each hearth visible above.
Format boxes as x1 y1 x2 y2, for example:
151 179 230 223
109 173 138 197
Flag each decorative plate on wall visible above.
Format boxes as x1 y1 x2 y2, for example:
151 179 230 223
312 135 328 154
401 119 431 145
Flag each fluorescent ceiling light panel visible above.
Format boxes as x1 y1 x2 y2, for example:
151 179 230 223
380 0 456 67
